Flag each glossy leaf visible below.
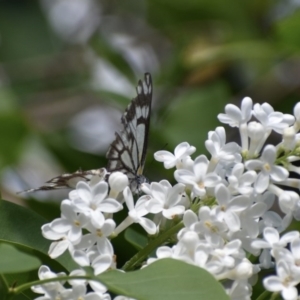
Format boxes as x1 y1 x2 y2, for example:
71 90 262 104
0 243 40 273
98 259 229 300
124 227 148 250
0 200 77 280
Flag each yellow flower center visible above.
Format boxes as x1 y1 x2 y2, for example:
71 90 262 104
263 163 271 172
74 220 80 227
205 221 218 233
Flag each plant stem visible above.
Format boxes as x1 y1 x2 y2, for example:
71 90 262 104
7 275 91 297
256 290 275 300
122 220 184 271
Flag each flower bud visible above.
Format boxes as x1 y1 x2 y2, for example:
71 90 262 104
109 172 129 198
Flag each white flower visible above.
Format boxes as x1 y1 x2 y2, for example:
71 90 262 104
185 239 223 275
68 269 86 287
247 121 266 156
154 142 196 169
227 163 256 195
72 219 115 267
182 209 198 228
292 199 300 221
108 172 129 198
259 248 274 269
114 187 156 235
31 265 66 296
73 181 123 227
194 242 219 273
217 97 253 151
205 127 241 170
225 258 254 281
49 200 88 243
225 280 252 300
259 210 289 234
263 260 299 300
245 145 289 193
67 259 110 294
42 224 75 258
145 181 186 219
278 191 299 216
230 229 260 257
218 97 253 127
240 202 267 239
253 103 294 134
174 155 221 198
193 206 226 246
68 272 111 300
42 199 91 258
215 184 250 233
85 219 116 252
148 231 209 268
282 126 296 150
251 227 299 255
146 245 174 265
69 283 106 300
273 238 300 276
177 209 199 239
211 239 243 270
293 102 300 131
91 254 114 276
174 231 202 264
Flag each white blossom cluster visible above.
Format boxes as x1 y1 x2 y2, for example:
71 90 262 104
33 98 300 300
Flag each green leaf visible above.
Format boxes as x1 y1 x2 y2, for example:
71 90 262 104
0 199 77 295
0 243 40 273
98 259 229 300
124 227 148 250
0 199 49 253
26 199 61 223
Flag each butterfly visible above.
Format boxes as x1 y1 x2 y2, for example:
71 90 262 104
21 73 152 194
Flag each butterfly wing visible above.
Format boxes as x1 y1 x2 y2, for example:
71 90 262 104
18 168 106 193
106 73 152 190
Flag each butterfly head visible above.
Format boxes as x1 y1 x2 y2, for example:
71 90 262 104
128 174 149 195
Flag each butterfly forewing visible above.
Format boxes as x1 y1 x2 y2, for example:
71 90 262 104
106 73 152 191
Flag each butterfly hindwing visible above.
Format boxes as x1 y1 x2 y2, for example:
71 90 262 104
106 73 152 190
19 168 106 193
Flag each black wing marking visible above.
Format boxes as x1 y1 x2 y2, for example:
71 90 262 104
19 168 106 193
106 73 152 189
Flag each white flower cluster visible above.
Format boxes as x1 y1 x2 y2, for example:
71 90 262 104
32 265 111 300
33 98 300 300
152 98 300 300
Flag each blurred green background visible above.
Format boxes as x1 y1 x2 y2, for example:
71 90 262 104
1 0 300 210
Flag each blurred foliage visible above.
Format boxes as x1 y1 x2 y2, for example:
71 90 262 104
1 0 300 288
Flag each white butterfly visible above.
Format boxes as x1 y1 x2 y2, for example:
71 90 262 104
21 73 152 193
